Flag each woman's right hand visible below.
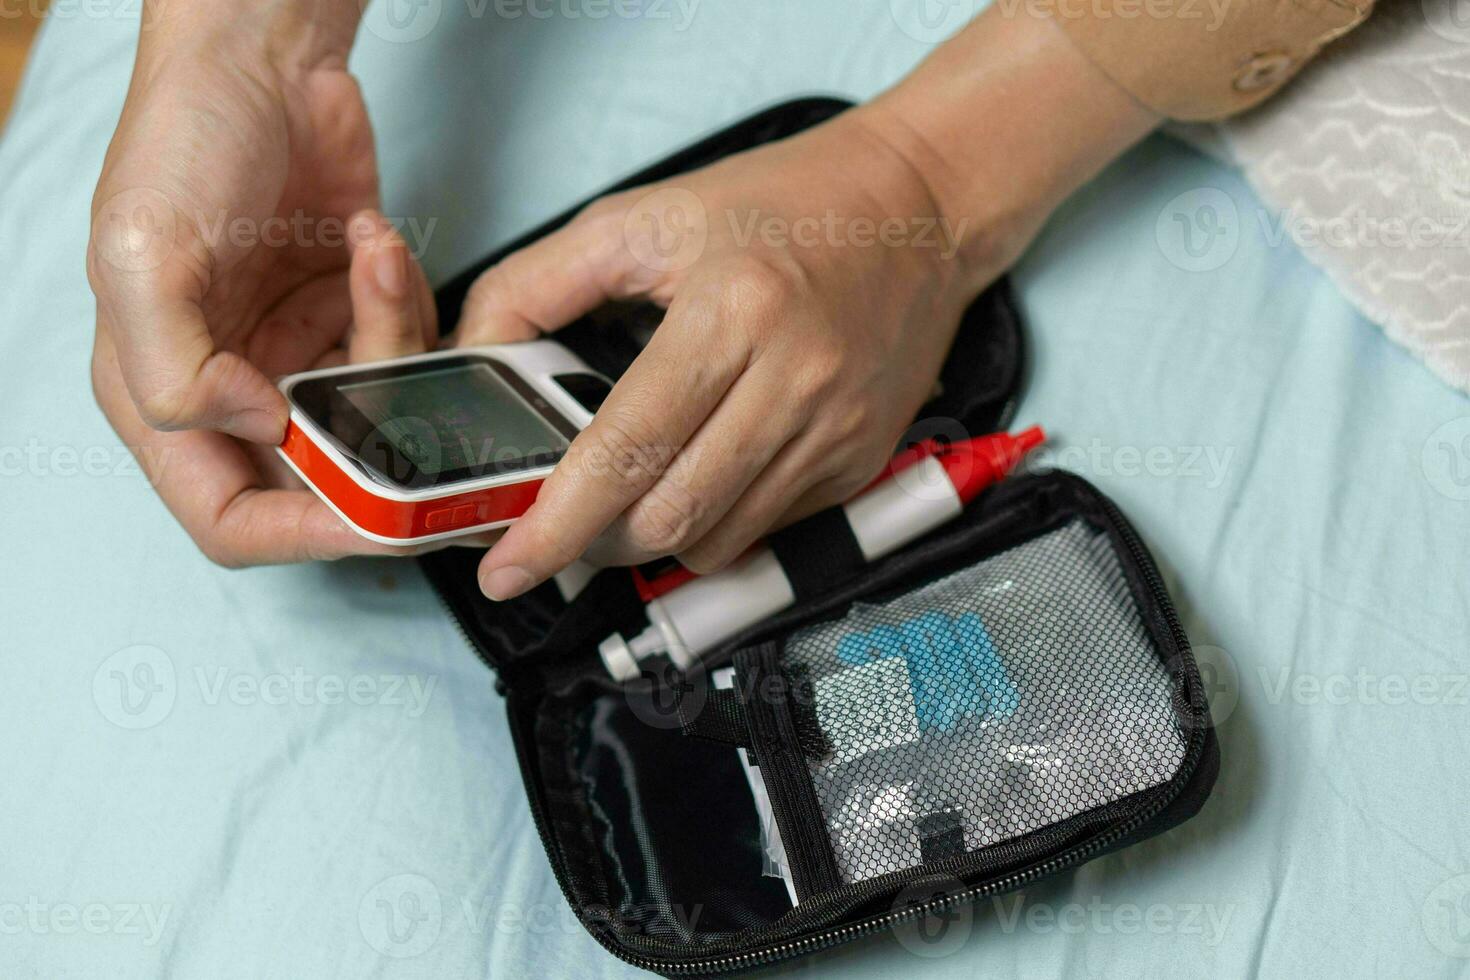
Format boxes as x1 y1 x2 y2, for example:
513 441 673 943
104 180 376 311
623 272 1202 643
88 0 439 565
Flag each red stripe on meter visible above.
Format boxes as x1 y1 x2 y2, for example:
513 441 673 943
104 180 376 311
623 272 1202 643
279 421 544 541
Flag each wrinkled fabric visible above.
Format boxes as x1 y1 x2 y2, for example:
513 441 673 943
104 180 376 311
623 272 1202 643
1181 0 1470 392
2 2 1468 977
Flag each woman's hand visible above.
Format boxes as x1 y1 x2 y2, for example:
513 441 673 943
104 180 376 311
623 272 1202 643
88 0 440 565
465 8 1157 601
460 112 1010 599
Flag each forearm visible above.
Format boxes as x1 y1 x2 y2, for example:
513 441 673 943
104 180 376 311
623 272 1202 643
853 7 1159 286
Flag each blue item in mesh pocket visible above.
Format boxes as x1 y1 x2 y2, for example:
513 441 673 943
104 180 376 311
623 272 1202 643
834 612 1019 733
785 519 1188 884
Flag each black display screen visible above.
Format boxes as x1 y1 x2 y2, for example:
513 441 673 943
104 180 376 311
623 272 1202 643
289 354 580 490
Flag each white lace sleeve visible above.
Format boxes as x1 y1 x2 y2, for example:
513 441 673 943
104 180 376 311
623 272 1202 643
1181 0 1470 392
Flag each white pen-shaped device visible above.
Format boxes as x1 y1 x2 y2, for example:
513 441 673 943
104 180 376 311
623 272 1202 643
598 428 1044 681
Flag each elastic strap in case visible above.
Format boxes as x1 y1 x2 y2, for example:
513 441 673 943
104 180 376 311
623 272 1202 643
768 507 866 603
676 678 830 762
676 688 750 750
732 643 843 898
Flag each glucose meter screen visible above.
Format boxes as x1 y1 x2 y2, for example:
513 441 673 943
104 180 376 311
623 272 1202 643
338 364 568 482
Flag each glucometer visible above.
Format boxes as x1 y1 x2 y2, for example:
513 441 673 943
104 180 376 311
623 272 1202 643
276 341 611 545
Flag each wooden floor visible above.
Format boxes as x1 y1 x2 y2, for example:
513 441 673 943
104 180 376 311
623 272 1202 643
0 4 47 128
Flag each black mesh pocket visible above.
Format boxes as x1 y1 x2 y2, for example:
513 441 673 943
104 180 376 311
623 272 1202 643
772 518 1189 885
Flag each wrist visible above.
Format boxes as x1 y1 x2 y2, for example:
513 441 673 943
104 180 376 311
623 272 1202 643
139 0 361 75
856 6 1159 286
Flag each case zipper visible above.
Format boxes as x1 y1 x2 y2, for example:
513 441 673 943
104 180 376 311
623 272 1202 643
630 790 1175 974
615 497 1206 975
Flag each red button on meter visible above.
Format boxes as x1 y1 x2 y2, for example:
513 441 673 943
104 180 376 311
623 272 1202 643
424 504 479 531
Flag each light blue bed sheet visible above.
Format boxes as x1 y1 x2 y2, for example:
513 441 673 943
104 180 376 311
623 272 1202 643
1 3 1467 978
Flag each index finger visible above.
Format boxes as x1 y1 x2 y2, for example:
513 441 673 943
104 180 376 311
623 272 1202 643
474 282 743 600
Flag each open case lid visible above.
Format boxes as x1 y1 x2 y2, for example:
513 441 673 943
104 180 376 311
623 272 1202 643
419 97 1028 678
407 100 1217 976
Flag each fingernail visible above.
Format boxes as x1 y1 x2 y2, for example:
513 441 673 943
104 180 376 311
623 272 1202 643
349 212 378 247
480 565 535 601
223 407 287 444
374 243 407 297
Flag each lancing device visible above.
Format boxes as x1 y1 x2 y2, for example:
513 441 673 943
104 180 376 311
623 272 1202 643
598 427 1046 682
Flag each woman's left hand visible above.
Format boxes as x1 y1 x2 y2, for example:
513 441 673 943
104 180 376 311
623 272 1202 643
458 109 1018 600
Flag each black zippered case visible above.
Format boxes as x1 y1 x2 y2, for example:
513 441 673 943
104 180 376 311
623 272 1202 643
418 98 1219 975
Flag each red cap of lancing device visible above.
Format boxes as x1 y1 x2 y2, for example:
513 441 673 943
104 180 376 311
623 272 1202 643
935 426 1046 504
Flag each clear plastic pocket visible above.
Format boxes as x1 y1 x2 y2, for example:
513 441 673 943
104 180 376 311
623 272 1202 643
769 518 1189 885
